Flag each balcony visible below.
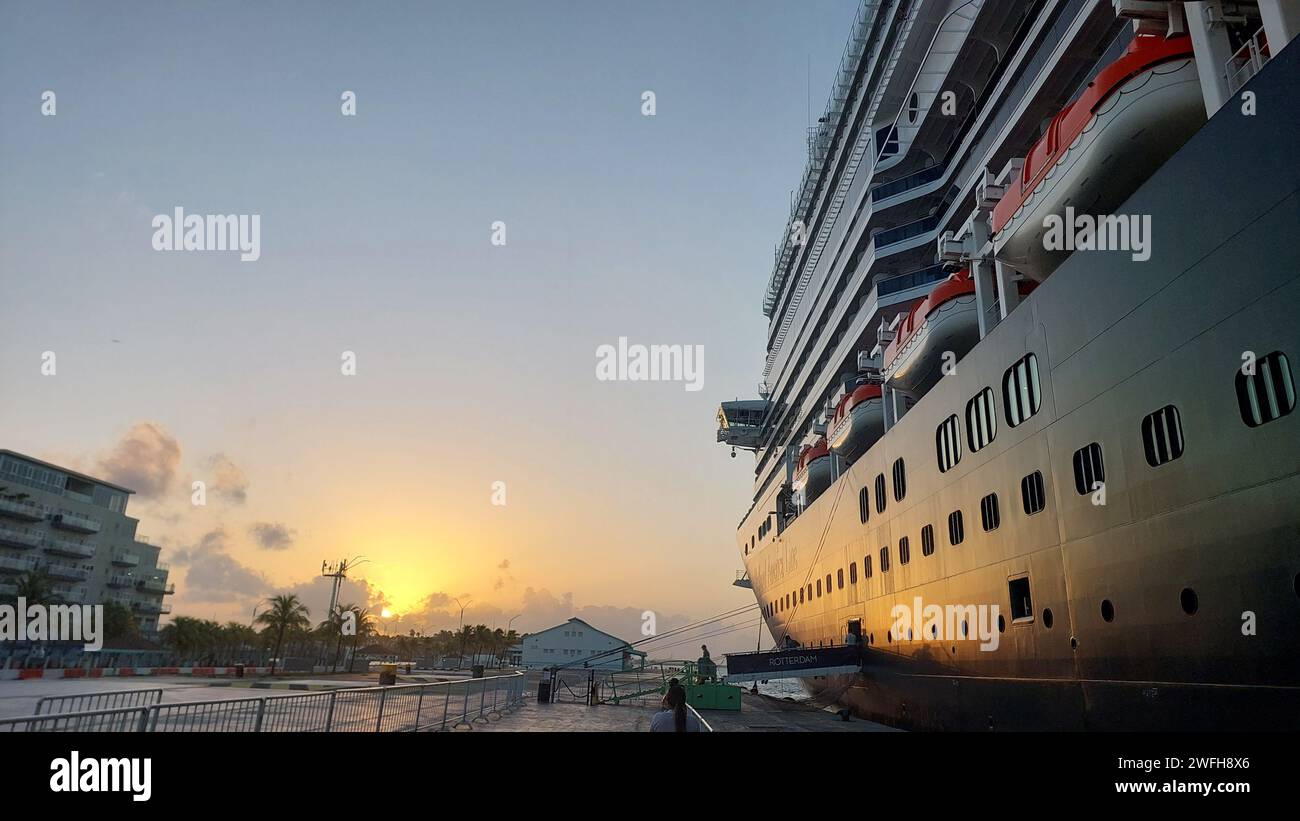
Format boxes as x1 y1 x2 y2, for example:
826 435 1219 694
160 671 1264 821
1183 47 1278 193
51 511 101 534
107 574 134 589
137 576 172 594
0 498 44 522
0 555 38 574
133 600 170 615
50 584 86 602
43 535 97 559
44 562 91 582
111 551 140 567
0 524 44 549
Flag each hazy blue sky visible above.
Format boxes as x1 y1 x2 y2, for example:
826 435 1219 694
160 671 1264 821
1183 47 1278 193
0 0 857 654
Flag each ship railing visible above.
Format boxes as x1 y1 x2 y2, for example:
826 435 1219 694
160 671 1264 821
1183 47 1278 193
0 672 527 733
1226 25 1271 94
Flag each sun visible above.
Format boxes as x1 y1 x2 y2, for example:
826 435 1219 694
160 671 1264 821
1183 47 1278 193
380 608 393 619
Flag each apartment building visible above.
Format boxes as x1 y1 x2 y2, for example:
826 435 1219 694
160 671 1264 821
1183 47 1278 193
0 449 173 634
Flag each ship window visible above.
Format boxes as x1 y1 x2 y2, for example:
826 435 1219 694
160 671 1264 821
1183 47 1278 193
948 510 965 545
816 579 822 598
807 584 813 601
936 414 962 473
875 474 886 513
880 546 890 573
1141 404 1185 467
1020 470 1046 515
980 493 1000 532
966 387 998 452
837 568 844 590
907 91 919 124
1008 576 1033 622
1072 442 1105 495
864 555 873 579
849 562 857 584
898 536 910 565
921 524 935 557
799 588 804 604
826 573 833 594
1236 351 1295 427
892 458 906 502
1002 353 1042 428
859 486 870 524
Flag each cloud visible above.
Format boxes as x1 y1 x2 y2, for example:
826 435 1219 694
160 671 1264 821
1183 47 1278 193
497 559 510 570
207 454 249 503
248 522 296 551
96 422 181 498
170 528 270 604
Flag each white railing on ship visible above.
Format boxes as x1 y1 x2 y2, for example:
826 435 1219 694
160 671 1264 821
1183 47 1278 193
1226 25 1270 93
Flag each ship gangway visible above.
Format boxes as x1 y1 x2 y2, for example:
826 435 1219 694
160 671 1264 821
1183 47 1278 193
722 645 863 683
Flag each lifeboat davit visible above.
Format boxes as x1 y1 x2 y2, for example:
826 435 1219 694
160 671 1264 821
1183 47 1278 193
828 384 884 463
792 438 833 507
882 270 1035 396
991 34 1203 280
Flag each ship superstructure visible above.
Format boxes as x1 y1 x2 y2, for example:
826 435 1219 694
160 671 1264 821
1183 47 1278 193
718 0 1300 730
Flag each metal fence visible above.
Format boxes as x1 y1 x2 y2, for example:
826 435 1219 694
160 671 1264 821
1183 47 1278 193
35 687 164 715
0 673 525 733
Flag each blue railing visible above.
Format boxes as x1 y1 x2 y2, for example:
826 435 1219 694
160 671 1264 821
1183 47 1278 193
877 264 948 298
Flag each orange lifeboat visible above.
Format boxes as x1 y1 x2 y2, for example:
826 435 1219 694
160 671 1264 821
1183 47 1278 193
792 438 833 508
992 34 1203 280
828 384 884 463
882 270 1035 396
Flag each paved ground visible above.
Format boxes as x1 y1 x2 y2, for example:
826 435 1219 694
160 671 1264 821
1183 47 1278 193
480 690 901 732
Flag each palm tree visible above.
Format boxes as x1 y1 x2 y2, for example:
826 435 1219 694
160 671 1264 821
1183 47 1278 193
345 606 375 673
3 569 59 606
254 594 310 675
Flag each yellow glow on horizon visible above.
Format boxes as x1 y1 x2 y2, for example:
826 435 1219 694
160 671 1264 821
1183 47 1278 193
380 608 393 619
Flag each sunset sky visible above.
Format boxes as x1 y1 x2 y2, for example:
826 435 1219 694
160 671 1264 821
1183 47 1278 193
0 1 857 655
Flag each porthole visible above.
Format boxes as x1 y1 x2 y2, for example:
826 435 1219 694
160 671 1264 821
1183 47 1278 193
1042 607 1054 629
907 628 914 641
961 620 969 638
1180 587 1199 615
1070 636 1079 650
997 614 1006 633
1101 599 1115 623
886 629 892 643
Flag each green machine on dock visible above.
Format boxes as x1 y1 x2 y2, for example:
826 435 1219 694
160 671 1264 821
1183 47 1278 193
678 659 742 712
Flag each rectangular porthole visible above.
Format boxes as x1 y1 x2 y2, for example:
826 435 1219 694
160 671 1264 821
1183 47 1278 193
1072 442 1104 495
1020 470 1046 515
948 510 964 545
921 524 935 557
1142 404 1185 467
1236 351 1295 427
899 536 910 565
980 493 1000 532
875 473 887 513
1003 353 1042 428
936 414 962 472
892 458 906 502
966 387 997 452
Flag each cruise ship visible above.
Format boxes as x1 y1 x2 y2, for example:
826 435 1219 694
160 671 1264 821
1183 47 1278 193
718 0 1300 730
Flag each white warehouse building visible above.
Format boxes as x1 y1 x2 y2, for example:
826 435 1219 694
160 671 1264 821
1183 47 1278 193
517 618 645 671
